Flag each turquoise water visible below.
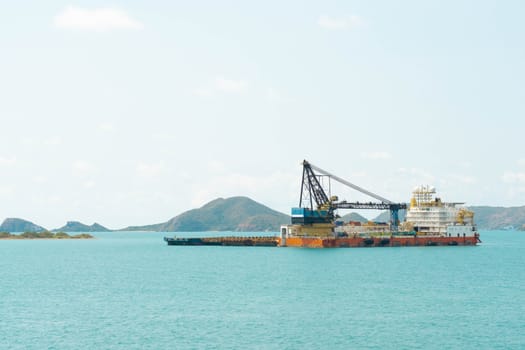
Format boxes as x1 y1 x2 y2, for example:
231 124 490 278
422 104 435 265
1 231 524 349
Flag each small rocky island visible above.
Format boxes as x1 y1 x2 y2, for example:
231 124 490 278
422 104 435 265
0 231 93 239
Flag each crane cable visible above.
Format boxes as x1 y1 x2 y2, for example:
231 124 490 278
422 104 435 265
305 160 393 204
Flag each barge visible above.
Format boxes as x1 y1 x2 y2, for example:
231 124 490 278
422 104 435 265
164 236 280 247
278 184 481 248
164 161 480 248
279 234 479 248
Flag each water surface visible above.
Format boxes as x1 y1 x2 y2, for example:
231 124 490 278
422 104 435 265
1 231 523 349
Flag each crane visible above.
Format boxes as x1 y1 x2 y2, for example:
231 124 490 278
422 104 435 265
296 160 407 231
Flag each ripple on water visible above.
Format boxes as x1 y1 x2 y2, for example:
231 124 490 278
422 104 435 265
0 231 524 349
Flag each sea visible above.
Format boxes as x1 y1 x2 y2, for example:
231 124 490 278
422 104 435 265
1 230 524 349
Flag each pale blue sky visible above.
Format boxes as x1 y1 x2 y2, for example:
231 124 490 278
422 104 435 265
1 1 524 229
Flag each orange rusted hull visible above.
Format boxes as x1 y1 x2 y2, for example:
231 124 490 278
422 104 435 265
166 234 480 248
283 234 480 248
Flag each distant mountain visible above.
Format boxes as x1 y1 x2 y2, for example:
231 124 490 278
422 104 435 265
468 206 525 230
338 212 368 223
372 210 407 223
370 206 525 230
120 196 290 232
4 201 525 234
0 218 46 232
119 223 162 232
53 221 111 232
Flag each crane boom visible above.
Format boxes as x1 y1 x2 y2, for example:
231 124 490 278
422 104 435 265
306 161 393 204
300 161 330 209
298 160 407 231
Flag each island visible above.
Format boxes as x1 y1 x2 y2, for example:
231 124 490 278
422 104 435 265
0 231 94 239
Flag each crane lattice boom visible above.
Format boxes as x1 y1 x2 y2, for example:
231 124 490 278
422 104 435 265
307 161 393 204
298 160 407 230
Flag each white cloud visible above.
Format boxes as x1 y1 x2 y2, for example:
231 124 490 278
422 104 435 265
98 122 114 132
396 169 475 187
361 151 391 160
21 137 61 147
396 167 436 184
192 77 248 97
518 159 525 166
318 15 363 30
83 180 96 189
0 185 14 196
54 6 144 31
0 156 16 167
44 137 62 146
47 195 62 205
32 176 48 184
73 160 97 176
267 88 281 103
502 171 525 183
136 162 164 178
192 87 214 97
214 77 247 93
190 171 297 212
502 171 525 202
450 174 476 184
207 160 226 173
501 168 525 203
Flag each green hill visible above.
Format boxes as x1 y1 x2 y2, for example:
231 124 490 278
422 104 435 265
338 212 368 223
370 206 525 230
0 218 46 232
468 206 525 230
120 196 290 232
372 210 407 223
118 223 162 232
4 201 525 233
53 221 111 232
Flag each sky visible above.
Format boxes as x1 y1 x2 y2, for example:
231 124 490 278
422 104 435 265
1 1 524 229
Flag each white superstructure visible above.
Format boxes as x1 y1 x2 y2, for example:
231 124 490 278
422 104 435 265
405 185 476 236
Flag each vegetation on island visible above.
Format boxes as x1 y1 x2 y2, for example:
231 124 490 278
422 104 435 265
339 212 368 223
0 231 93 239
467 206 525 230
0 218 111 233
3 198 525 234
119 196 290 232
0 218 46 233
353 207 525 230
52 221 110 232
